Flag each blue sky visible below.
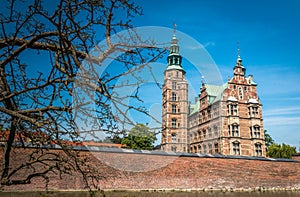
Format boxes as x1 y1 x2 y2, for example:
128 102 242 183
130 0 300 149
3 1 299 149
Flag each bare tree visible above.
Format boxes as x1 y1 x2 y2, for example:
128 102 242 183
0 0 163 190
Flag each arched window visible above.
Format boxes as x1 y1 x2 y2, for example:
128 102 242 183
203 129 206 139
198 130 201 140
232 141 240 155
229 123 239 137
255 143 262 156
198 145 202 154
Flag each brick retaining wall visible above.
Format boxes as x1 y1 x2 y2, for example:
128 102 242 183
1 147 300 191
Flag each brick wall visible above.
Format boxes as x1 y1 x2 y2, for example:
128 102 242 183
1 147 300 191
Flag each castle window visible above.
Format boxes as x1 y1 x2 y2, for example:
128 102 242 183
194 145 197 153
208 107 212 118
176 71 179 78
172 104 177 113
171 119 177 128
253 125 260 138
178 108 180 113
172 81 177 90
208 144 212 154
172 92 176 101
171 133 176 143
255 143 262 156
230 124 239 137
249 106 259 117
239 87 243 99
208 127 212 138
198 130 201 140
228 103 238 116
203 130 206 139
214 143 219 154
232 141 240 155
198 145 202 154
171 146 177 152
194 132 197 140
252 107 255 116
214 125 218 137
203 144 207 153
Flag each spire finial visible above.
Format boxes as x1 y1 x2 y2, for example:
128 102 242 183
237 41 242 62
201 75 206 84
173 22 177 35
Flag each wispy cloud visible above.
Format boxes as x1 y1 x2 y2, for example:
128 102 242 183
203 41 215 48
264 97 300 101
263 106 300 126
263 107 300 116
264 116 300 126
183 41 215 50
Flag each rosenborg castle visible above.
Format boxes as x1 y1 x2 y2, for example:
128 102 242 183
161 32 266 157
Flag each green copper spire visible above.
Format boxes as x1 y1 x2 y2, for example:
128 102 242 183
167 23 183 71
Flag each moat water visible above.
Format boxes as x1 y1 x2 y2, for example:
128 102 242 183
0 191 300 197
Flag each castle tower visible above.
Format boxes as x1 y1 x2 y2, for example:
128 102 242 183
161 28 188 152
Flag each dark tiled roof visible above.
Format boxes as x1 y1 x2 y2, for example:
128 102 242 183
10 142 299 163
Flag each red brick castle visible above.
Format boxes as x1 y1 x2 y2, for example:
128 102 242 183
161 32 266 157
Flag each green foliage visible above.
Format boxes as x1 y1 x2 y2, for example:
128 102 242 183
264 130 274 147
267 143 296 159
121 124 157 150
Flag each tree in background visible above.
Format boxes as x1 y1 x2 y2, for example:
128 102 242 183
121 124 157 150
0 0 163 190
264 130 274 147
267 143 296 159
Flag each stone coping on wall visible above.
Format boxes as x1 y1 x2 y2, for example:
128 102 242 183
10 142 299 163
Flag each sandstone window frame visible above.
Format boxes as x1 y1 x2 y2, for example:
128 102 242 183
172 81 177 90
229 123 239 137
255 142 262 157
172 92 177 101
172 104 177 113
171 133 177 143
253 125 260 138
171 118 177 128
232 141 240 155
227 102 238 116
